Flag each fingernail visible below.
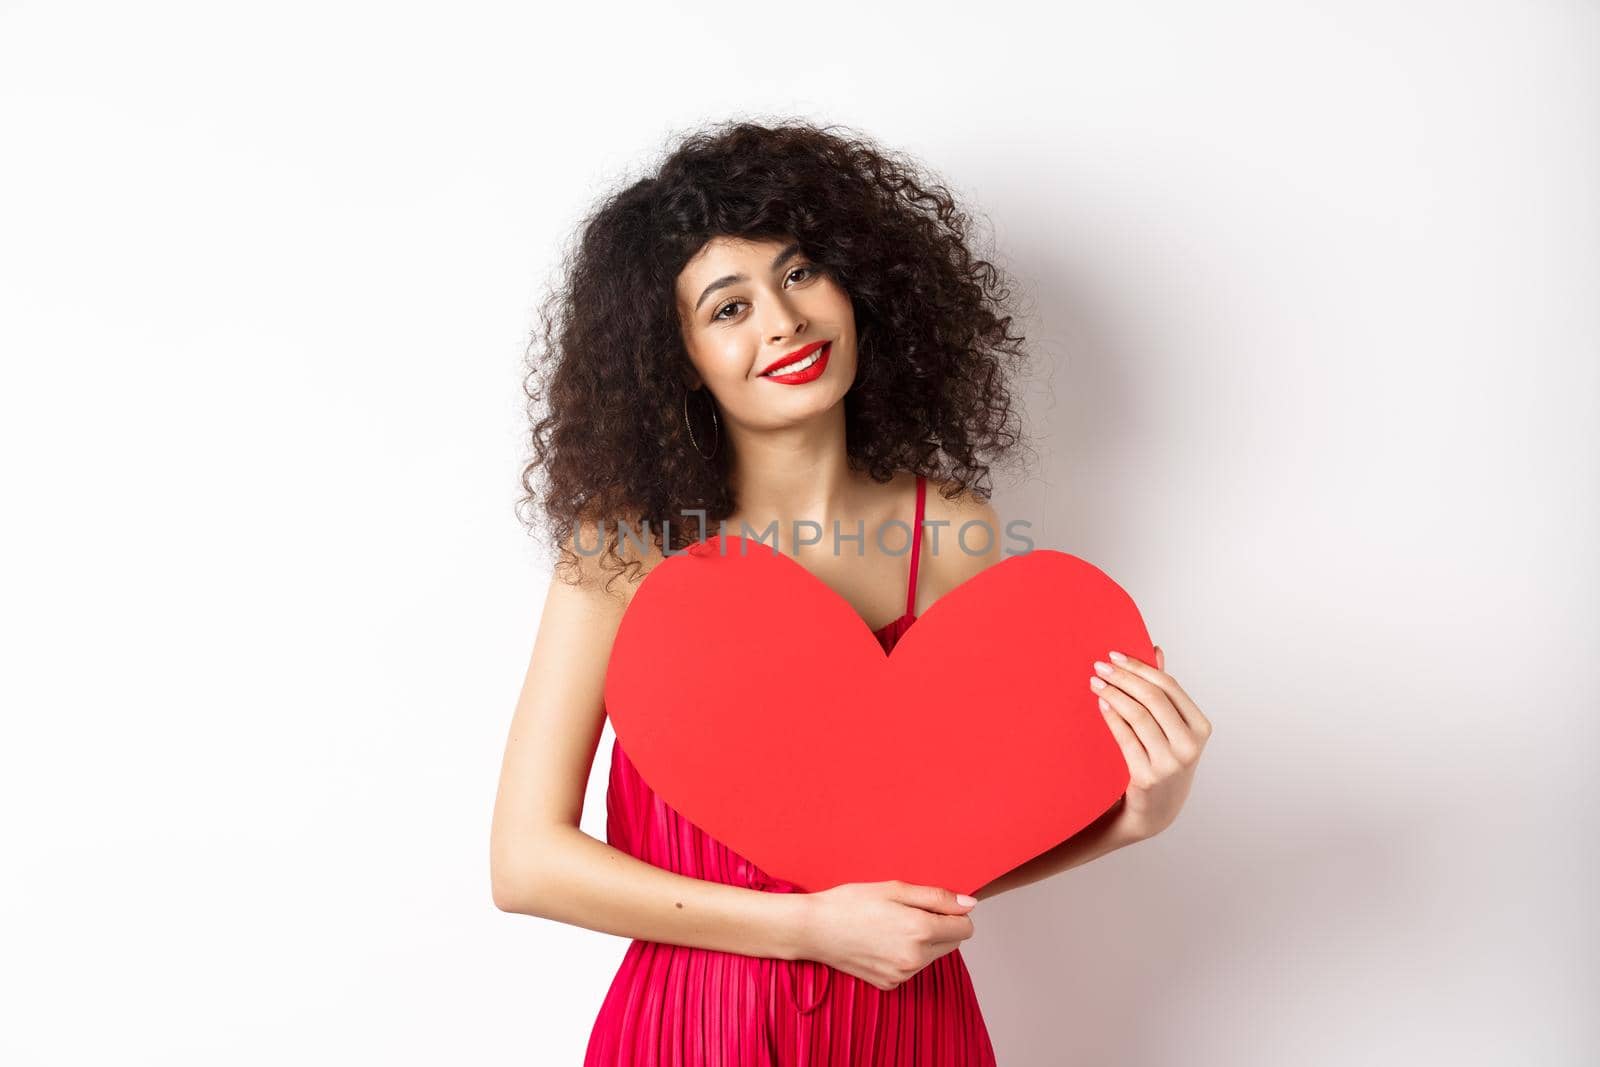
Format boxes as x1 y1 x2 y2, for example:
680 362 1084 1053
956 893 977 906
1108 650 1127 663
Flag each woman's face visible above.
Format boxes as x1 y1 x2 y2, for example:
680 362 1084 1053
674 234 858 431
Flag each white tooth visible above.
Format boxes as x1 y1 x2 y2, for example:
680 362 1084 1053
766 347 825 376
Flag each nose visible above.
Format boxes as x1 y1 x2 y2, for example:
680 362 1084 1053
761 290 807 344
769 317 807 345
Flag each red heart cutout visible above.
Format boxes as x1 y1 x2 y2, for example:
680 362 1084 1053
603 536 1152 896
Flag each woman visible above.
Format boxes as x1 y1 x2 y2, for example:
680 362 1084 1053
491 118 1213 1065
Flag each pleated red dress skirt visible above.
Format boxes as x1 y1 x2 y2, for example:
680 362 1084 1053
583 476 998 1066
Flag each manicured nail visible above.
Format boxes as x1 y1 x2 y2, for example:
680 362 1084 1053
1093 661 1113 676
956 894 977 906
1108 650 1127 663
1089 677 1106 691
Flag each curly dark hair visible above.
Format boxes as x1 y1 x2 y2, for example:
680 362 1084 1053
517 116 1035 594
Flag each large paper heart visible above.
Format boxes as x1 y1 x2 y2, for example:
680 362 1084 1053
603 536 1153 896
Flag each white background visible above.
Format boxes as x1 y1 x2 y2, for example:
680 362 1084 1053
2 1 1595 1063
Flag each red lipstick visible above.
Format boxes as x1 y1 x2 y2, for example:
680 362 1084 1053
760 340 829 377
760 341 831 384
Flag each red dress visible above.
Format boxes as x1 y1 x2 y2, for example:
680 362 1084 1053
584 474 998 1066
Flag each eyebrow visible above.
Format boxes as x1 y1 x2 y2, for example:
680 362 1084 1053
693 241 804 312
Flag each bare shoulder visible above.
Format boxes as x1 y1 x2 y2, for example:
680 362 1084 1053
530 519 673 683
920 476 1005 590
546 518 670 619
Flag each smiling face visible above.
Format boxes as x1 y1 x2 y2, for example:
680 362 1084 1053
674 234 858 432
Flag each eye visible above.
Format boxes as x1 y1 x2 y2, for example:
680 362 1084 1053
711 265 821 322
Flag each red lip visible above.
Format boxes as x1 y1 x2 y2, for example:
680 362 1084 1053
760 340 830 377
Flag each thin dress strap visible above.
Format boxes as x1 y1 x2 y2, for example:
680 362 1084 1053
905 474 926 618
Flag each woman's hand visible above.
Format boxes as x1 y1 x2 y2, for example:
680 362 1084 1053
1091 645 1213 844
798 880 977 991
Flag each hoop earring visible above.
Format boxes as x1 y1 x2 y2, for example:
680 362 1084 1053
684 386 720 460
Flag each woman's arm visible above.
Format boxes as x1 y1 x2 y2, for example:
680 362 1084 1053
499 825 811 961
489 528 810 960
